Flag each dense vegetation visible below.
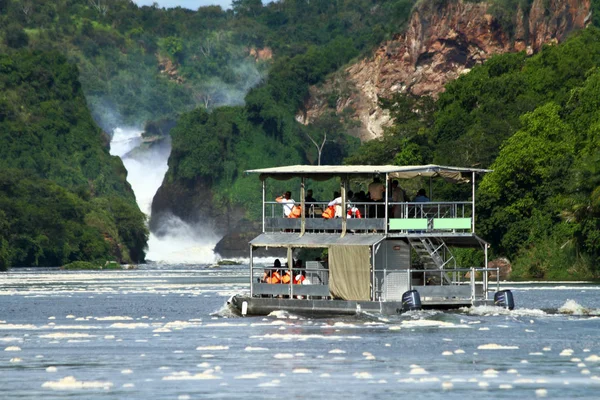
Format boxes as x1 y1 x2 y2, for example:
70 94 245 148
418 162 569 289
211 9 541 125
1 0 599 279
0 0 417 131
0 51 147 270
348 28 600 279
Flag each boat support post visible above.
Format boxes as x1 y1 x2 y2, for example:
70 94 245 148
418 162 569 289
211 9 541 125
341 178 347 237
262 179 265 233
472 171 476 233
385 173 389 234
300 177 305 236
249 245 254 297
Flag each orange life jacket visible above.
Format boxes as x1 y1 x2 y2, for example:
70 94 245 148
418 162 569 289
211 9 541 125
288 205 302 218
322 205 336 219
347 206 362 219
280 271 291 284
294 274 305 284
265 271 281 284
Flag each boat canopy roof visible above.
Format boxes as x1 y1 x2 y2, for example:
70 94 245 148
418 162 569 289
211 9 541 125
250 233 386 248
245 164 491 183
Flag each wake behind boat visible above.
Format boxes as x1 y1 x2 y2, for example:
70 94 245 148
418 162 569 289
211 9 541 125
229 165 514 316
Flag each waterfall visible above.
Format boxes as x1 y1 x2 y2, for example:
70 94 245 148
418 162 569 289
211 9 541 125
109 128 218 264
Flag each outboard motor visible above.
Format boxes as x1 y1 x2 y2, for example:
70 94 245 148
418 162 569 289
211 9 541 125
494 290 515 310
401 290 422 312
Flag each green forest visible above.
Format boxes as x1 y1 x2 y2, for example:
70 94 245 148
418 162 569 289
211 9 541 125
0 51 147 269
0 0 599 279
350 28 600 280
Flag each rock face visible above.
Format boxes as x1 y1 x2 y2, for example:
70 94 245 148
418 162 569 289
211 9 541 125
300 0 591 141
150 177 245 238
488 258 512 280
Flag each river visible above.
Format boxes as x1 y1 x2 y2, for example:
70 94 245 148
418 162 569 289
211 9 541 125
1 265 600 399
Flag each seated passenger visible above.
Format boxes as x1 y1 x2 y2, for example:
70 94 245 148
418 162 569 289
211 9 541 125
305 189 318 217
262 259 282 284
414 188 430 202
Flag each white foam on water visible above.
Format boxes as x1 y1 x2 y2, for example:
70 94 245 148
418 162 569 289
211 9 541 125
293 368 312 374
4 346 21 351
442 351 453 356
558 300 586 314
454 349 465 354
535 389 548 398
244 347 268 352
0 324 38 330
41 376 113 390
401 320 464 328
273 353 294 359
40 333 94 339
329 349 346 354
258 379 280 387
478 382 489 388
559 349 574 356
162 371 220 380
585 355 600 362
196 346 229 351
94 316 133 321
0 337 22 342
441 382 453 390
499 384 513 389
121 369 133 374
251 333 361 341
409 367 428 375
353 372 373 379
10 357 22 363
46 366 58 372
109 323 151 329
478 344 519 350
234 372 266 379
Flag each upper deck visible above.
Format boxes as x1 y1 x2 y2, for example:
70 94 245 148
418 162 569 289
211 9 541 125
246 164 491 241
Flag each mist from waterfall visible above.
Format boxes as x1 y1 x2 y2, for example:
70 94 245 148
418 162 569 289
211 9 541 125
109 127 218 264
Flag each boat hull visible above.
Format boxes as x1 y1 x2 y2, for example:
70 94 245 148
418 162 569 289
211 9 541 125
229 295 494 316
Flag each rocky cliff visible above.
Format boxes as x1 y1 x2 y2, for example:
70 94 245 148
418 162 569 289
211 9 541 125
299 0 592 141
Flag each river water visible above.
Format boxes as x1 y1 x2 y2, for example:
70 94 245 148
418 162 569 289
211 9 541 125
1 265 600 399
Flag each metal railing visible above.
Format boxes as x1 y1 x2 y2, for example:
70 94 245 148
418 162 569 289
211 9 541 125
250 262 330 298
263 201 473 234
373 266 499 302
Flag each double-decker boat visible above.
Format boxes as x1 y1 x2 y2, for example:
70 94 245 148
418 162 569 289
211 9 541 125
229 165 514 316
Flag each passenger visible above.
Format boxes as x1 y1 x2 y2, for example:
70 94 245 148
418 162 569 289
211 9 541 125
262 259 282 284
275 191 295 217
280 268 292 284
328 191 343 218
369 177 385 218
414 188 430 202
391 180 407 218
368 177 385 201
305 189 318 217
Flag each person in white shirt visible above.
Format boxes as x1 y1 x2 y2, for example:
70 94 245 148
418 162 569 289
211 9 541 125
275 191 295 217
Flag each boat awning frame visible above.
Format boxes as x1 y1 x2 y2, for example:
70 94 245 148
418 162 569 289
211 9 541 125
249 233 386 248
245 164 492 183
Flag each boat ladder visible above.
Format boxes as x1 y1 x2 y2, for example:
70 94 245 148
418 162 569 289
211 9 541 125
408 237 456 284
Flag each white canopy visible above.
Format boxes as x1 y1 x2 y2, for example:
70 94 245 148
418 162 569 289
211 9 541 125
245 164 491 183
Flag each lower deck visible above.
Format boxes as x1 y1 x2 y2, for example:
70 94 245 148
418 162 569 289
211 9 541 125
229 295 495 316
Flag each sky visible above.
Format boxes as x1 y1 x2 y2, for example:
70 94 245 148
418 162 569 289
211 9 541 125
132 1 232 10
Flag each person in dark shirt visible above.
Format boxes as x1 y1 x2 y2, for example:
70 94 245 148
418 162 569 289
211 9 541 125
305 189 319 217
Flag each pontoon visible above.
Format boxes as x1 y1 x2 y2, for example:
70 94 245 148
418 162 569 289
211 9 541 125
229 165 514 316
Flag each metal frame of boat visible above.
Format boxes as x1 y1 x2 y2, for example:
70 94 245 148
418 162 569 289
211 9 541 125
230 164 505 316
